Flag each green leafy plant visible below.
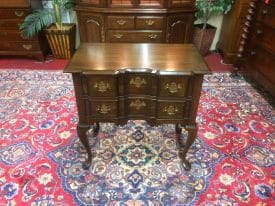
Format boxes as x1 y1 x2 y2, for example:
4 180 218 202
20 0 75 39
196 0 234 29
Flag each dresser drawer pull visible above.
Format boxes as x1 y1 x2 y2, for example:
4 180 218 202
256 29 263 35
14 11 24 17
116 20 126 25
146 20 155 26
130 99 146 110
22 44 32 50
130 76 147 88
148 34 158 39
250 51 256 56
164 105 179 115
261 9 268 15
114 33 123 39
165 82 181 93
93 81 110 92
96 104 111 114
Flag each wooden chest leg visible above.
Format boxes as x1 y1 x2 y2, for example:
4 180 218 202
177 124 198 171
77 122 99 170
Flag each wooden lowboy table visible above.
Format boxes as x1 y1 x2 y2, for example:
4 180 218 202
64 43 210 170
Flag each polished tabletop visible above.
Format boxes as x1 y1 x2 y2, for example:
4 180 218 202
64 43 210 74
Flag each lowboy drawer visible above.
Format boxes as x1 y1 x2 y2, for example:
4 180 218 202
159 76 189 97
136 16 164 29
90 100 118 117
107 16 135 29
85 76 117 97
157 101 185 119
107 30 163 43
124 74 152 95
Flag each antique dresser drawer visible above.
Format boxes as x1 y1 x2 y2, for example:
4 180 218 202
0 30 37 41
124 74 154 95
90 100 118 117
159 76 189 97
107 30 163 43
85 76 117 97
107 16 135 29
126 98 155 116
0 19 23 29
157 101 186 119
251 23 275 53
136 16 164 29
256 2 275 28
247 44 275 84
0 42 40 51
0 9 28 19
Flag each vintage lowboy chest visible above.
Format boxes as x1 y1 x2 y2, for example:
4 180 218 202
64 43 210 170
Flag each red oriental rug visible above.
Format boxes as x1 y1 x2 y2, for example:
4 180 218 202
0 70 274 205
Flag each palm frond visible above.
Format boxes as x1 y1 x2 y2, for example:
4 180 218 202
20 9 53 39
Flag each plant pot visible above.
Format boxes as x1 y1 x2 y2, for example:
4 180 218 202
45 23 76 59
193 23 216 56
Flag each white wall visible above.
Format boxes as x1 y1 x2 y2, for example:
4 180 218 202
195 14 224 51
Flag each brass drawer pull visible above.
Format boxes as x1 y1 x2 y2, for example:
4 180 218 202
164 105 179 115
148 34 158 39
94 81 110 92
130 99 146 110
146 20 155 26
96 104 111 114
114 33 123 39
165 82 181 93
14 11 24 17
130 76 147 88
117 20 126 25
22 44 32 50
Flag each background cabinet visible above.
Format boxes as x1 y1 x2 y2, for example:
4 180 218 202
237 0 275 98
217 0 250 64
76 0 195 43
0 0 49 60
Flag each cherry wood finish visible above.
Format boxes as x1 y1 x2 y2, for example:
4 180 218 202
0 0 49 60
64 43 210 170
236 0 275 98
76 0 195 43
217 0 250 64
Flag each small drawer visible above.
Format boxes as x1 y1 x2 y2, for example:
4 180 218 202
85 76 117 97
90 100 118 117
247 44 275 84
0 30 37 41
107 30 163 43
251 23 275 53
125 74 152 95
107 16 135 29
0 41 40 51
0 9 29 19
157 101 185 119
159 76 189 97
136 16 164 29
256 3 275 28
126 98 152 116
0 19 24 30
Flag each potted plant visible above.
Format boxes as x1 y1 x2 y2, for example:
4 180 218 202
20 0 76 59
193 0 234 56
